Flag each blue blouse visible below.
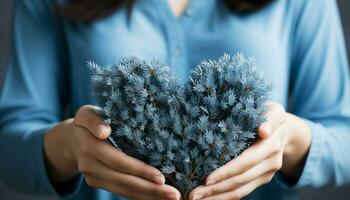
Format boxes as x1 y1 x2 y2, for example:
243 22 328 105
0 0 350 199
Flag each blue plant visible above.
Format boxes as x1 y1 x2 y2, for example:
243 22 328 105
89 53 272 198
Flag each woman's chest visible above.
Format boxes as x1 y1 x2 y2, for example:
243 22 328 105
64 0 293 113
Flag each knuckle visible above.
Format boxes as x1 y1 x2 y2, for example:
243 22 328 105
152 187 164 197
261 174 274 185
271 157 283 171
140 164 155 178
272 163 281 171
241 160 254 171
214 173 226 183
85 177 97 188
136 160 147 170
276 157 283 170
231 177 244 189
266 175 274 183
117 178 129 188
78 159 89 173
129 166 142 177
206 187 217 196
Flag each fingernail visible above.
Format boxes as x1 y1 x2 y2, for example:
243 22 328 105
99 125 110 136
206 179 216 185
261 124 271 136
154 175 165 184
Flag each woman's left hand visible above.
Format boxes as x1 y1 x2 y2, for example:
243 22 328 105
189 102 312 200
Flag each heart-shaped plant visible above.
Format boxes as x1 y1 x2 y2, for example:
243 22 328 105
89 54 271 198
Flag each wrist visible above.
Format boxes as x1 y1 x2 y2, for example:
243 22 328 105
43 118 79 183
280 113 312 179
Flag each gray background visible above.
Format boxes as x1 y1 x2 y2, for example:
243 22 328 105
0 0 349 199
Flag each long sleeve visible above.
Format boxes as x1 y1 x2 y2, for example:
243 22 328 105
280 0 350 187
0 0 79 196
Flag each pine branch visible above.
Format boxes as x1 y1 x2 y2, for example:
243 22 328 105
89 53 272 197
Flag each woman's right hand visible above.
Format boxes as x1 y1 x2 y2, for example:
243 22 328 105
44 105 181 200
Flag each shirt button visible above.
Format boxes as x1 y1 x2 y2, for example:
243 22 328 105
173 48 181 56
185 8 193 16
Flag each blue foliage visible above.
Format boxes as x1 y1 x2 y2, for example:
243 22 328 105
89 54 272 197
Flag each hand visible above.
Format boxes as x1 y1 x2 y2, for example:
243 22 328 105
44 105 181 200
189 102 311 200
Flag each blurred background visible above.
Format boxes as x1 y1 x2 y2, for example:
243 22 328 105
0 0 349 199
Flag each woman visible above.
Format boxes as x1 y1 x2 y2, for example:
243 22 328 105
0 0 349 199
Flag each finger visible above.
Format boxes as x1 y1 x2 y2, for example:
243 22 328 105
191 153 281 199
258 102 286 139
74 105 111 140
80 157 179 198
189 186 205 200
206 127 284 185
85 174 180 200
206 140 267 185
201 172 274 200
92 141 166 184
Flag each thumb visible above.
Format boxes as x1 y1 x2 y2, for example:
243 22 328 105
258 122 272 139
74 105 111 140
258 102 286 139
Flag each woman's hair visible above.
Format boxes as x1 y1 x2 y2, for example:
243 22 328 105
59 0 274 22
